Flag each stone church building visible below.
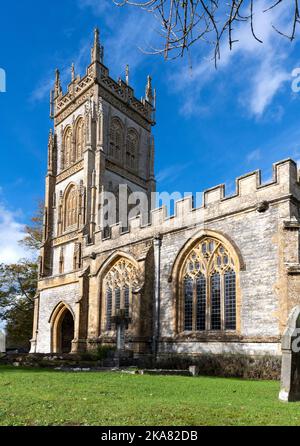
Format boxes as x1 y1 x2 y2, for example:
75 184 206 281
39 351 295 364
30 30 300 364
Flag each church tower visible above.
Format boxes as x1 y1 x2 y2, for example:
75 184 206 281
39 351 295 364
40 28 156 280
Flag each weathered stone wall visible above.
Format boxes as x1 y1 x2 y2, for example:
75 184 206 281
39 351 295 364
159 341 281 356
33 26 300 359
102 102 151 181
52 241 76 276
157 204 281 340
56 103 87 175
36 283 79 353
35 158 300 355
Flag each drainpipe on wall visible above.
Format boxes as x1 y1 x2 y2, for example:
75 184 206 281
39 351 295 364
153 234 162 359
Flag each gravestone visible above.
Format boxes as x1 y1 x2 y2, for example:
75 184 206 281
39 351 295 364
279 306 300 402
0 330 6 353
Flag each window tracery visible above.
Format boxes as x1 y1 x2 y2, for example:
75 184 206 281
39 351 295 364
64 185 78 230
63 127 72 169
181 238 237 332
109 117 124 162
126 128 138 171
103 258 139 332
75 118 84 160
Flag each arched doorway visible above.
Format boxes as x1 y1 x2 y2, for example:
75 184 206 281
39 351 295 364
50 303 75 354
61 310 74 353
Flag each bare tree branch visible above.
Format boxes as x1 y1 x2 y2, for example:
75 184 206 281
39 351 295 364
113 0 300 65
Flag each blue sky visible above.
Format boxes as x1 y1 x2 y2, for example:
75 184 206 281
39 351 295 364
1 0 300 262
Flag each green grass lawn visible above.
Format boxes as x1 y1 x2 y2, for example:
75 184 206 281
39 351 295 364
0 366 298 426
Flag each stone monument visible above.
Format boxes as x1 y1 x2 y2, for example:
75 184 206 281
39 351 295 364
0 330 6 353
279 306 300 402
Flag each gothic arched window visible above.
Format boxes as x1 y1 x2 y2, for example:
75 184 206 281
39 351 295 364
109 117 124 162
103 258 139 332
181 238 237 332
63 127 72 169
64 185 78 230
126 128 139 171
75 118 84 161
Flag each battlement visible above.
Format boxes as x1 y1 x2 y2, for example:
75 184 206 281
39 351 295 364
93 158 300 245
51 30 155 126
203 158 298 205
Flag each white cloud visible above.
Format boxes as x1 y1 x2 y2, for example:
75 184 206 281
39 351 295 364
30 40 91 104
248 60 290 117
169 1 293 118
31 1 159 104
105 14 155 75
0 202 27 264
78 0 158 74
30 77 54 103
247 149 261 163
157 163 191 185
77 0 111 16
32 0 295 118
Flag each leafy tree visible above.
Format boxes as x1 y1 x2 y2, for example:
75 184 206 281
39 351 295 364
0 203 43 351
114 1 300 64
20 201 44 252
0 261 37 350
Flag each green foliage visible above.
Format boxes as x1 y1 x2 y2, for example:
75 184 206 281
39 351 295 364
0 261 37 350
96 345 116 361
0 367 299 426
0 202 43 350
19 201 44 252
79 346 116 362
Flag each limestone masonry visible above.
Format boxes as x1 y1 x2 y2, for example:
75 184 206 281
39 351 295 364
31 30 300 362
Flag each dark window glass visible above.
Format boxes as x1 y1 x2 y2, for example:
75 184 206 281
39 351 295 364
115 288 121 312
124 286 130 318
106 288 112 331
184 277 193 331
211 273 221 330
196 274 206 331
225 270 236 330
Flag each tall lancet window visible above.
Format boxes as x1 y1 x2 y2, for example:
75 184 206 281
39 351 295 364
64 185 78 230
102 258 139 332
181 238 238 332
126 128 139 171
75 118 84 161
109 117 124 163
63 127 72 169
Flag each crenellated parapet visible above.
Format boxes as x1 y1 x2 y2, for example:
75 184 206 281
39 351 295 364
50 29 155 129
90 159 300 247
